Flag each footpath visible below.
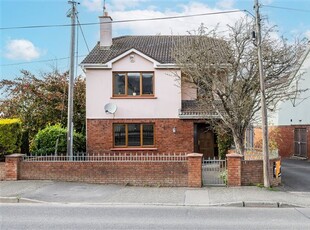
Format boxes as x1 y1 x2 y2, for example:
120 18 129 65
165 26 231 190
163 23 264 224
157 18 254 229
1 180 310 208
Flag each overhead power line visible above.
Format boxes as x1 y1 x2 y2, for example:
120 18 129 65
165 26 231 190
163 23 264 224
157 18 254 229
76 16 90 52
1 55 87 67
0 10 248 30
262 4 310 12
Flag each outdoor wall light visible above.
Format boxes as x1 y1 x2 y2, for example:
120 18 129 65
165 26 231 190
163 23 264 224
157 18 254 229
172 127 177 134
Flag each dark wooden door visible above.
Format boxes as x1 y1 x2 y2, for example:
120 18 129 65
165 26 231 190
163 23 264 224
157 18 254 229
196 124 214 158
294 128 307 157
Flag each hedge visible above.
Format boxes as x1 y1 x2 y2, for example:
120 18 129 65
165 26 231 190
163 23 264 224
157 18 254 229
0 118 22 156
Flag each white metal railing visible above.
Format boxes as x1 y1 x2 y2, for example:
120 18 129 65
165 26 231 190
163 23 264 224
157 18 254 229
23 152 188 162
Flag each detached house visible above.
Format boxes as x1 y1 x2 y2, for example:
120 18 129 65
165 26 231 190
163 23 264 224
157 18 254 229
81 11 226 158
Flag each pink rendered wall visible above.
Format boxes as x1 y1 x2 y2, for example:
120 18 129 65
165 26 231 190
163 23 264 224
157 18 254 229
86 52 182 119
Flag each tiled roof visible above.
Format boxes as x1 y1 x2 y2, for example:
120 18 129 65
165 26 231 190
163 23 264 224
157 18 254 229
81 35 228 64
179 100 219 119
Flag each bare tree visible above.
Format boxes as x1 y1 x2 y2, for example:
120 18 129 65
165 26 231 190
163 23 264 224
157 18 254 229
174 17 307 155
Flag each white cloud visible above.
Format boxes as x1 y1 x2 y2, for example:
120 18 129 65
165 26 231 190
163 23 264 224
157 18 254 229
110 2 246 36
216 0 235 9
5 39 41 61
82 0 102 12
82 0 148 12
110 0 148 11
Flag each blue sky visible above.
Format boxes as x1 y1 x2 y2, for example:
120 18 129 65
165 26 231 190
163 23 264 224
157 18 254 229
1 0 310 80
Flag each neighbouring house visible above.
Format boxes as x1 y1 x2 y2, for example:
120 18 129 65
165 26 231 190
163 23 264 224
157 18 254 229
80 11 226 158
256 43 310 159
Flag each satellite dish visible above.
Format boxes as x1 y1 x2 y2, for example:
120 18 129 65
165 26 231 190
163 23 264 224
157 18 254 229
104 103 117 114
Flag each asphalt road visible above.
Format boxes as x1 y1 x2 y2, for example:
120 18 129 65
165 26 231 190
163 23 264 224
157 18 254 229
281 159 310 192
1 204 310 229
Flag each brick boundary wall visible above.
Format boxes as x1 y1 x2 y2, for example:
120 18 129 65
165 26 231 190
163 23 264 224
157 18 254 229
187 153 202 187
241 158 281 187
19 161 188 187
226 153 243 186
227 153 281 187
3 153 203 187
5 154 24 181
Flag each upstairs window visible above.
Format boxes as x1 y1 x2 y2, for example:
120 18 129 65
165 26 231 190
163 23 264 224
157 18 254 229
114 123 154 147
113 72 154 97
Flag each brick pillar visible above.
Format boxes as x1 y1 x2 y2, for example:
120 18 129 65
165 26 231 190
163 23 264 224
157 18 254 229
226 153 243 186
5 154 24 181
187 153 203 187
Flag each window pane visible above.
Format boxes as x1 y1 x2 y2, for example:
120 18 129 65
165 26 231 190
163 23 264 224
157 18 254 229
143 124 154 146
114 124 126 146
142 73 153 95
113 73 126 95
127 73 140 96
128 124 141 146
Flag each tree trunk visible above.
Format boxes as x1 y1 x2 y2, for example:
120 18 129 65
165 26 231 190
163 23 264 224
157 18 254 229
232 132 245 155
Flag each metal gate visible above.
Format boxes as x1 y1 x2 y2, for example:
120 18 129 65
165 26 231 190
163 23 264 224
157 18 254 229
294 128 307 158
202 158 226 186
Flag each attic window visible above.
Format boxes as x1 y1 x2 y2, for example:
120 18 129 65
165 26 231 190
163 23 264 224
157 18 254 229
113 72 154 97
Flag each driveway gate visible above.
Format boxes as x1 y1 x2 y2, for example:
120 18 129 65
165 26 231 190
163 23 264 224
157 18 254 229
202 158 226 186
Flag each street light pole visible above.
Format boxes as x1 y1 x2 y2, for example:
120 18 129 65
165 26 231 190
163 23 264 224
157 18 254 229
254 0 270 187
67 1 77 159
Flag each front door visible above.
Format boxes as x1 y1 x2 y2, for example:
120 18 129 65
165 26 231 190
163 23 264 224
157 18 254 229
294 128 307 158
195 123 217 158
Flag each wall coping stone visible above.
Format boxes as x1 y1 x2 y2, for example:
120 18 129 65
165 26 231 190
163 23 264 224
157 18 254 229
226 153 243 158
187 153 203 158
5 154 25 158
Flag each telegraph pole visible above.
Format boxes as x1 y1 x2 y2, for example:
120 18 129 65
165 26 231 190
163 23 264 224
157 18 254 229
254 0 270 187
67 1 78 159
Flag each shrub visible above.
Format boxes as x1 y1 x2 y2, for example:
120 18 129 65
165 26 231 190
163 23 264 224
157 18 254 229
220 170 228 185
31 124 85 155
215 126 233 159
0 118 22 157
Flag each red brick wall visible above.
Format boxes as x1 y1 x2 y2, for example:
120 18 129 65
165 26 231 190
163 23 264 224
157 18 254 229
241 158 281 186
241 160 263 185
276 125 310 159
275 126 294 158
19 161 188 187
254 125 310 159
226 154 242 186
0 162 5 180
5 155 23 181
87 119 194 153
187 153 202 187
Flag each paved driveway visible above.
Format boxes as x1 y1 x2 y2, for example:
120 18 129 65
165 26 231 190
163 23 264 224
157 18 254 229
281 159 310 192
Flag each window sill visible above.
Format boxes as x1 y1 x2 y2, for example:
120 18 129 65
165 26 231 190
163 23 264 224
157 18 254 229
110 147 158 151
110 96 157 99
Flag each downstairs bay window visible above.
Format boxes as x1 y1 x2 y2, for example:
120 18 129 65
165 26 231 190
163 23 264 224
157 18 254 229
113 123 154 147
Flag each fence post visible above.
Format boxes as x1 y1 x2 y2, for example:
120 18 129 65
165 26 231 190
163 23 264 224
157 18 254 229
226 153 243 186
187 153 203 187
5 154 24 181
